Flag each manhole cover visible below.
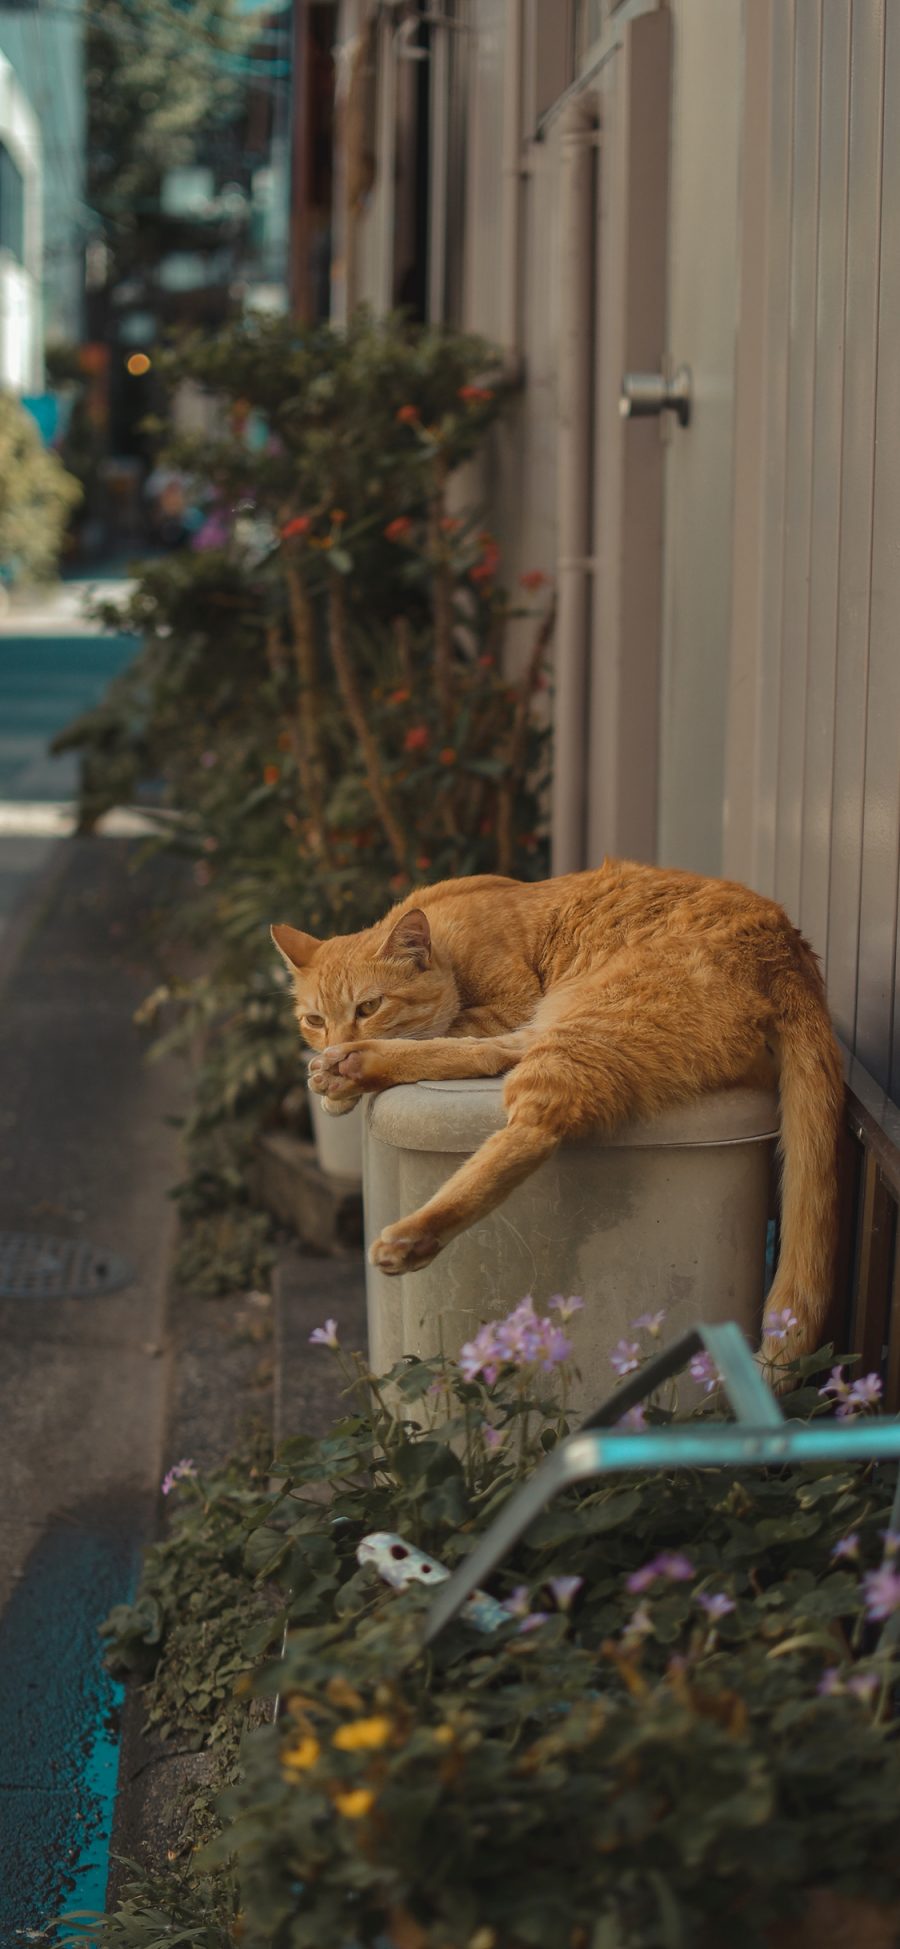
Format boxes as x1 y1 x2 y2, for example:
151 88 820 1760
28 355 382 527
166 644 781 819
0 1233 134 1300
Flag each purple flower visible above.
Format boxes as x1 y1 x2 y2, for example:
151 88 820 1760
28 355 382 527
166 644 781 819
547 1575 584 1611
458 1323 501 1382
626 1551 694 1595
549 1294 584 1322
309 1318 339 1349
696 1590 735 1620
161 1458 197 1496
846 1373 883 1410
765 1306 799 1342
689 1352 721 1394
819 1364 849 1403
847 1672 879 1703
862 1565 900 1621
817 1667 843 1697
617 1403 647 1432
881 1530 900 1557
483 1424 505 1451
502 1585 531 1618
518 1611 551 1634
623 1604 654 1641
830 1533 860 1562
632 1310 666 1337
610 1338 641 1377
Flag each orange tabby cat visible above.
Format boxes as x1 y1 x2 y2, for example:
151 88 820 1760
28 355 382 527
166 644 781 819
272 862 844 1359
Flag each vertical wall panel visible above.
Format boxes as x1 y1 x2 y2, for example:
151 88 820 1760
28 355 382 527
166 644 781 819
722 0 773 891
752 0 795 896
855 4 900 1087
826 1 885 1047
799 2 851 961
773 0 822 923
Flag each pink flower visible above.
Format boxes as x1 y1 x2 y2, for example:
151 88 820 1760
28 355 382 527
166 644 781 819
765 1306 800 1341
617 1403 647 1432
550 1294 584 1323
818 1364 850 1403
547 1575 583 1611
483 1424 505 1451
632 1310 666 1337
309 1318 339 1349
862 1566 900 1621
626 1552 694 1595
689 1351 721 1394
696 1590 735 1620
831 1533 860 1562
502 1585 531 1618
610 1339 641 1377
161 1458 197 1496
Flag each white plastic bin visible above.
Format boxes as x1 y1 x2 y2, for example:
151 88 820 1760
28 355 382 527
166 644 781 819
363 1080 779 1414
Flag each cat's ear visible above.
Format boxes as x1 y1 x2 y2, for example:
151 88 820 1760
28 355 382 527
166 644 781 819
381 908 431 969
271 923 320 971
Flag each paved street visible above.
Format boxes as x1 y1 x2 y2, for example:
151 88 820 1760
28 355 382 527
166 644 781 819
0 593 186 1938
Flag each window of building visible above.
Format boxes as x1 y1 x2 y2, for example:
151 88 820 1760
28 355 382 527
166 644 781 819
0 143 25 263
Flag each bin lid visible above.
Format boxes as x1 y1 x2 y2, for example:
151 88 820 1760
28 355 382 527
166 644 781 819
365 1079 780 1154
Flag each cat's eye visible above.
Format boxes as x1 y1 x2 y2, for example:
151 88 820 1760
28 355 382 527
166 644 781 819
356 997 382 1019
303 1013 324 1029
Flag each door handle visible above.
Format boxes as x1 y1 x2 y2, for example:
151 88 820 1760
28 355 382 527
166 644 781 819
619 365 692 428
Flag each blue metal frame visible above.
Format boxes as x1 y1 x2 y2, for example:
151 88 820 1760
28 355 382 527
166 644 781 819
423 1321 900 1645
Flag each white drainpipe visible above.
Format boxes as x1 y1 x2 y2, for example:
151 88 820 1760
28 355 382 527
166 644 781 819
551 92 598 875
500 0 525 360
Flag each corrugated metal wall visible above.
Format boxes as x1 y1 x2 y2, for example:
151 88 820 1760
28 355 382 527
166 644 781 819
725 0 900 1100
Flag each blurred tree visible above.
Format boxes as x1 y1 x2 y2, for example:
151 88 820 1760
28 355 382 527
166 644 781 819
86 0 256 284
0 395 82 585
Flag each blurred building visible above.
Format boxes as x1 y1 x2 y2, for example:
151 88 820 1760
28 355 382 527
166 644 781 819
0 0 86 388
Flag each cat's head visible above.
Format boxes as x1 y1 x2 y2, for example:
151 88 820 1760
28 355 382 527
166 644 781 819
271 907 459 1048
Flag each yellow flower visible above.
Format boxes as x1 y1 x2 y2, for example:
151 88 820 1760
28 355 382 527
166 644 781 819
432 1724 455 1746
332 1714 393 1752
281 1735 321 1772
334 1787 375 1819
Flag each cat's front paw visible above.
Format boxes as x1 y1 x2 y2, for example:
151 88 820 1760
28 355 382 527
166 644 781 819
369 1223 442 1275
309 1042 390 1100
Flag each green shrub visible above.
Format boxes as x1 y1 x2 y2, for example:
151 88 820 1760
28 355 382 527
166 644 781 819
76 1315 900 1949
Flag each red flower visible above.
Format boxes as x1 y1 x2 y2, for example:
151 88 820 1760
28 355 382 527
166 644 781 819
281 515 311 539
470 532 500 585
404 725 429 752
263 763 280 786
390 872 411 892
458 385 495 404
330 508 347 525
396 404 420 424
415 854 431 871
438 747 456 766
439 515 461 534
520 569 549 592
388 687 411 705
385 516 413 542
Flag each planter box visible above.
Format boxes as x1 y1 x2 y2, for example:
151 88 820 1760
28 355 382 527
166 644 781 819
254 1130 363 1255
363 1081 778 1414
304 1058 364 1185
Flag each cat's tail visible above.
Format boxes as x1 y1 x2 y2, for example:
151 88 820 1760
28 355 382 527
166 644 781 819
763 960 844 1360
